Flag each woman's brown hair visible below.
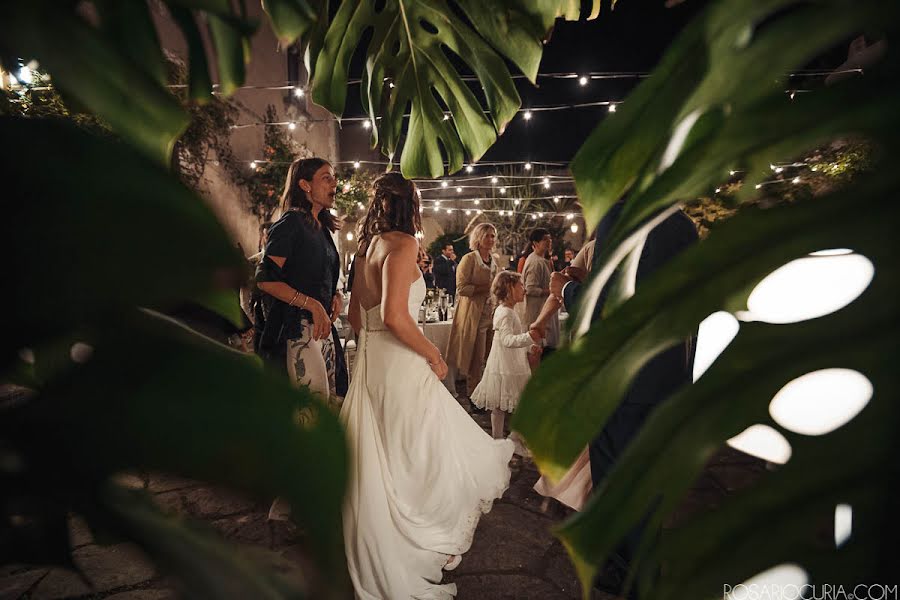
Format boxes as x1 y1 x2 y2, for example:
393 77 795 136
277 157 341 233
356 172 422 254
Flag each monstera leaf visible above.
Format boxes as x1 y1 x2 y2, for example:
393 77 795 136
1 117 348 594
298 1 600 178
514 0 900 595
0 1 257 162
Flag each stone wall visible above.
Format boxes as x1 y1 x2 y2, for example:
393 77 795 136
150 3 340 254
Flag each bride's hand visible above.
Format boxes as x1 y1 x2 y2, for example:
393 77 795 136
427 347 448 379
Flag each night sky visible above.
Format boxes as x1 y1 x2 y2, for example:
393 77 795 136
481 0 708 163
339 2 710 166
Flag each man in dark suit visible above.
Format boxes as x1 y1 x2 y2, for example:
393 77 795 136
433 243 457 296
548 200 699 596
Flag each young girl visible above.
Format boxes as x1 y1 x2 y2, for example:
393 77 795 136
471 271 542 441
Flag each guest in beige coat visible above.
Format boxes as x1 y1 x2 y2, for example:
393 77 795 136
446 223 499 397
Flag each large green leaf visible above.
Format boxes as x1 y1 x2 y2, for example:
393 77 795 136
0 4 188 162
3 309 349 587
514 0 900 595
0 118 245 364
262 0 321 44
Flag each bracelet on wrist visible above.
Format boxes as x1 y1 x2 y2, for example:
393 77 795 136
301 295 309 309
288 291 300 306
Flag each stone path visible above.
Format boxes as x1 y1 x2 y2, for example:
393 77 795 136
1 393 763 600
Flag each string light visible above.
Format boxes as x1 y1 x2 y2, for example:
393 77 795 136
465 210 472 215
465 165 474 173
353 161 361 169
578 75 588 86
570 223 579 233
608 103 617 113
537 212 544 218
435 201 441 208
477 209 483 214
293 87 305 98
514 199 521 205
566 213 574 220
288 122 296 130
441 181 448 188
500 187 507 194
456 186 463 193
491 176 498 184
524 162 532 171
474 199 480 205
531 214 538 220
363 119 371 129
792 177 802 184
553 196 560 203
442 114 450 121
346 232 354 241
523 110 533 120
446 208 453 213
249 161 257 169
357 202 365 209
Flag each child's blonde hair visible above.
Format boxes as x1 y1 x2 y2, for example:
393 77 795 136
491 270 522 305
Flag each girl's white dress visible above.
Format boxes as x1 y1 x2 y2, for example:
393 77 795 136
470 305 533 412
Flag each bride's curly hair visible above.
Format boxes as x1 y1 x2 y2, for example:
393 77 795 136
357 172 422 254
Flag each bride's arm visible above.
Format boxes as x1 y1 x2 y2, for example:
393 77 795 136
348 290 361 334
380 236 445 371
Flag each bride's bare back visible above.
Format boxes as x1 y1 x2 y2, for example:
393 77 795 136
353 232 419 313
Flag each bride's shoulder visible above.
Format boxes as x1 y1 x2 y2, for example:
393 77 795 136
381 231 418 249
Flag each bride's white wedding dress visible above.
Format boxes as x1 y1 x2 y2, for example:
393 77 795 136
341 274 514 599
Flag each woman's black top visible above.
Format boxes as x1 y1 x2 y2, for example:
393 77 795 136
255 209 339 345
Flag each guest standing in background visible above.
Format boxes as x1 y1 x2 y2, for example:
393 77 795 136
433 242 457 295
446 223 499 399
418 249 436 289
556 247 576 272
522 228 559 353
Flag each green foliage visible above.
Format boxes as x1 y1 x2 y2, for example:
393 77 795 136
335 167 378 217
0 2 349 596
514 0 900 595
287 1 600 177
244 106 314 222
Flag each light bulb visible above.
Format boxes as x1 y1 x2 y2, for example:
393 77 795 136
249 161 257 169
441 181 448 188
353 161 361 169
570 223 578 233
474 199 480 205
578 75 588 86
792 177 801 184
514 199 520 205
465 210 471 215
524 162 532 171
288 122 296 131
346 232 354 241
442 114 450 121
294 87 305 98
435 201 441 208
456 186 462 193
499 187 506 194
446 208 453 213
465 165 474 173
491 176 498 184
357 202 365 209
566 213 574 220
476 209 482 214
531 214 537 220
363 119 371 129
553 197 559 203
523 110 532 120
608 103 617 113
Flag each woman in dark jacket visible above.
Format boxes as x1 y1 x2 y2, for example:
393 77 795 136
255 157 348 404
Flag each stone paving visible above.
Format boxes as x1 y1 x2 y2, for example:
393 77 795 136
1 392 764 600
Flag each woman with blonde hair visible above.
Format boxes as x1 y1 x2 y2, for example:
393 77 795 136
342 172 512 598
446 222 500 398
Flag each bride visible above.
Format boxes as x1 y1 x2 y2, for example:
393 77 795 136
342 172 514 599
